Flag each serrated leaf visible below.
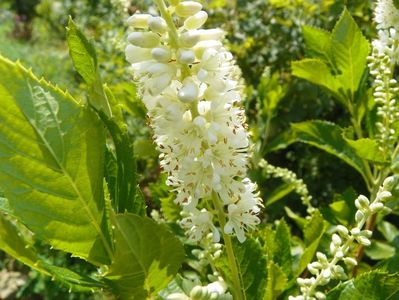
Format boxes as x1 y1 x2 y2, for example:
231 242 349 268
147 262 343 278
291 59 342 102
66 17 111 117
0 214 104 292
302 25 332 62
295 210 326 276
215 238 267 300
0 56 112 265
273 219 293 278
331 8 370 100
104 213 185 299
291 120 370 182
0 214 48 274
42 264 105 292
327 271 399 300
344 137 386 163
98 110 143 215
264 261 288 300
160 195 181 222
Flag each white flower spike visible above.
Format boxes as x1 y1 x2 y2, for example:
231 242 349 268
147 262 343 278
126 0 262 243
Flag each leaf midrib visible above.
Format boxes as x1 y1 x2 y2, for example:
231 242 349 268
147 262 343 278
18 82 113 261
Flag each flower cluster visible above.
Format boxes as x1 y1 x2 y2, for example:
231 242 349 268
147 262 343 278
125 0 262 243
289 176 394 300
369 0 399 151
259 159 314 214
167 275 232 300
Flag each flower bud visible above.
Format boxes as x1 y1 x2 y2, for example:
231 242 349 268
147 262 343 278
357 236 371 246
196 28 225 41
179 31 201 47
332 233 342 245
315 292 326 300
343 257 358 267
178 79 199 103
125 45 152 63
322 268 331 279
184 11 208 29
316 252 328 263
151 47 171 62
336 225 349 236
148 16 167 34
178 49 196 64
190 286 205 299
383 176 395 188
370 202 384 213
377 190 392 201
355 195 369 210
175 1 203 17
127 14 151 28
355 210 365 223
335 250 344 259
128 32 160 48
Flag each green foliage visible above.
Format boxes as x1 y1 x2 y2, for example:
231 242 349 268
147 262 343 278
216 238 267 300
295 210 326 277
293 8 370 106
0 56 112 265
66 17 111 117
290 120 372 182
104 213 185 299
0 214 48 275
327 271 399 300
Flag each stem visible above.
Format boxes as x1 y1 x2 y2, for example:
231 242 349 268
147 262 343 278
211 191 245 300
153 0 190 78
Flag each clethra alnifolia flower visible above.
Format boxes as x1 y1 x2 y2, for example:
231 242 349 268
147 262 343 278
125 0 262 243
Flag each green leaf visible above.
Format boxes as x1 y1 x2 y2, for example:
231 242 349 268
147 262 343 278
98 110 144 215
365 240 396 260
331 8 370 100
0 214 104 292
273 219 293 278
104 213 185 299
66 17 111 117
0 56 112 265
302 25 332 62
264 262 288 300
160 195 181 222
291 120 369 182
258 71 287 115
0 214 48 274
43 264 105 292
216 238 267 300
378 221 399 243
394 0 399 10
264 130 296 154
295 210 326 276
291 59 341 102
264 183 295 207
327 271 399 300
344 137 386 163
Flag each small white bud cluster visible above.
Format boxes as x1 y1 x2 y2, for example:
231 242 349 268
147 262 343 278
259 159 314 214
126 0 262 243
167 274 232 300
289 176 394 300
368 0 399 152
191 233 223 269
